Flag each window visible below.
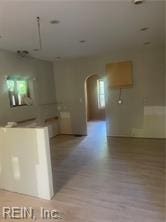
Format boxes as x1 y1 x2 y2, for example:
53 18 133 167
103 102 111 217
97 79 105 109
7 77 31 107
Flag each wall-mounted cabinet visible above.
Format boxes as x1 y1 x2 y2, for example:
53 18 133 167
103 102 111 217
106 61 133 88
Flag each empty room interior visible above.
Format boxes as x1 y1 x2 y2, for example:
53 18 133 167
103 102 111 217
0 0 165 221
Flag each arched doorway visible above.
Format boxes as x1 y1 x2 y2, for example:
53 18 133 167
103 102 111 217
85 74 106 136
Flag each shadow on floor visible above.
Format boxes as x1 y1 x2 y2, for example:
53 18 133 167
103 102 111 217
50 121 107 193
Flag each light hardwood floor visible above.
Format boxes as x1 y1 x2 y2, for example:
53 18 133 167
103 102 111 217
0 121 165 222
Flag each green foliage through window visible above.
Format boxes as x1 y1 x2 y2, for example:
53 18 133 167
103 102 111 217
7 80 15 92
16 80 28 95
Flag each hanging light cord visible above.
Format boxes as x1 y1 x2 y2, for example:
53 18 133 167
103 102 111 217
118 88 122 101
36 16 42 50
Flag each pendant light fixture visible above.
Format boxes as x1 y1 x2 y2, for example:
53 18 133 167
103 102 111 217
118 88 123 105
35 16 42 51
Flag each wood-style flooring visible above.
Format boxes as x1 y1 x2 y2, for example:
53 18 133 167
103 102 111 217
0 121 165 222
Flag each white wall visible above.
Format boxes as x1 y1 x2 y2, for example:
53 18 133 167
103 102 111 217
54 47 165 138
0 49 57 125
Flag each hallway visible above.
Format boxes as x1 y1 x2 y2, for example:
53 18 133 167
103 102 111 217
0 122 165 222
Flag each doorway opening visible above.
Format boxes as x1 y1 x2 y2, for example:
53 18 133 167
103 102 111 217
85 74 106 136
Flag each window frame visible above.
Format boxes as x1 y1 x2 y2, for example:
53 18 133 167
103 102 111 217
97 79 105 109
7 76 30 108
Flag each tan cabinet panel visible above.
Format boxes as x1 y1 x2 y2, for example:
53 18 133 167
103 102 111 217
106 61 133 88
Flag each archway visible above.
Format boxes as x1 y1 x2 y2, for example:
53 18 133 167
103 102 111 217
84 74 106 136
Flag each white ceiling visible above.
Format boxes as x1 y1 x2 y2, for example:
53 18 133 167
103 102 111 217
0 0 164 61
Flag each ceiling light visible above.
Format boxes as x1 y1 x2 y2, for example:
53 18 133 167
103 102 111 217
50 20 60 24
140 27 149 31
144 41 151 45
80 40 86 43
133 0 144 5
